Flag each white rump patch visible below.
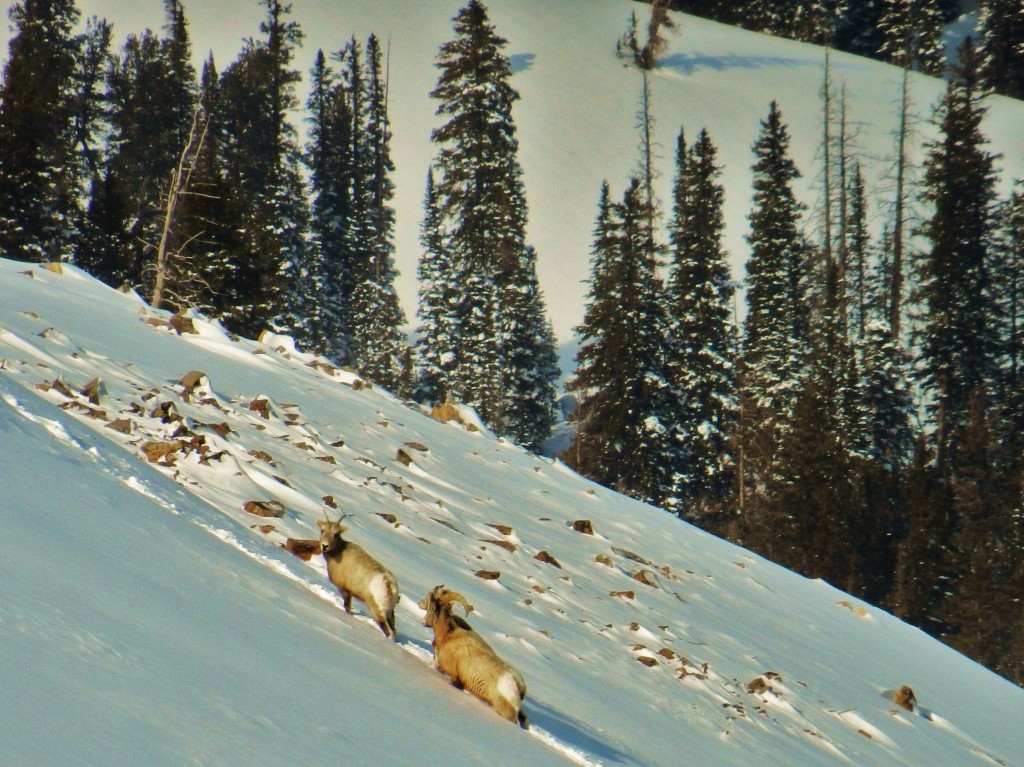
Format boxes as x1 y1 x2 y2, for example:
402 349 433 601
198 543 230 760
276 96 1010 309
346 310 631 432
368 573 392 612
497 671 523 706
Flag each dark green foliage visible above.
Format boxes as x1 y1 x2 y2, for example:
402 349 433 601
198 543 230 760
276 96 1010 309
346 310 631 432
0 0 82 263
566 180 685 509
915 38 1000 468
666 128 737 511
346 34 410 395
423 0 557 447
978 0 1024 99
742 101 810 444
217 0 309 340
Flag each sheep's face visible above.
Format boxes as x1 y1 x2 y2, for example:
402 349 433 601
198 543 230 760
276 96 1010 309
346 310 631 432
317 520 348 552
419 591 440 628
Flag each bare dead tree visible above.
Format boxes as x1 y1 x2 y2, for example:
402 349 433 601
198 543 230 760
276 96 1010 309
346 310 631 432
151 98 211 311
637 0 674 70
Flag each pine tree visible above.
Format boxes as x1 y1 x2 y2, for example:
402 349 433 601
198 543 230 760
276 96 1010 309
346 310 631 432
174 55 235 315
217 0 309 341
978 0 1024 99
915 38 1000 469
415 168 458 405
877 0 946 75
428 0 557 445
742 101 809 437
347 34 410 395
666 127 737 513
566 180 685 509
0 0 82 263
995 187 1024 447
305 49 352 361
75 4 198 295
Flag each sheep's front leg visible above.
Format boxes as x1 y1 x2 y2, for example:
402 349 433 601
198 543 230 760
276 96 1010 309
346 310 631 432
341 590 353 614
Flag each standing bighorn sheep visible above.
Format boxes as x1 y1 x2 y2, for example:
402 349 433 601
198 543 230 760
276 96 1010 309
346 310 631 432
419 586 528 728
318 516 399 639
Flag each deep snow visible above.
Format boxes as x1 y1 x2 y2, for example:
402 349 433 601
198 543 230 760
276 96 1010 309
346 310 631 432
3 2 1024 764
2 258 1023 766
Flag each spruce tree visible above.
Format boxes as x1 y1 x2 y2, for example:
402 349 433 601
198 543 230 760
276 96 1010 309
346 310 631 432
347 34 410 395
175 55 236 315
428 0 557 445
415 168 458 405
742 101 809 439
217 0 309 340
305 49 352 361
915 38 1000 469
0 0 82 262
566 180 685 509
978 0 1024 99
666 127 737 512
877 0 946 75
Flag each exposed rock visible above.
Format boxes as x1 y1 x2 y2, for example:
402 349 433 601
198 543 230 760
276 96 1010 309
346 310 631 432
243 500 286 518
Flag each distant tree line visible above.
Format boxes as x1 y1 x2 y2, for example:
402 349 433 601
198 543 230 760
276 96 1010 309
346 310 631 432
663 0 1024 99
571 33 1023 685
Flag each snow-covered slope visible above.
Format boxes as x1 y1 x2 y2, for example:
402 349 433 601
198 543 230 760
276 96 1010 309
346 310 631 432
3 259 1023 766
6 0 1021 350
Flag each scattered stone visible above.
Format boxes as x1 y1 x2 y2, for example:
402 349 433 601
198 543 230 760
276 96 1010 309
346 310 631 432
283 538 322 561
571 519 595 535
475 570 501 581
169 313 197 335
480 538 517 553
105 418 133 435
243 500 286 518
534 550 561 569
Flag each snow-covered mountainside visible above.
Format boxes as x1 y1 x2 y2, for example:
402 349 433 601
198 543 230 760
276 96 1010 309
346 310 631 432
3 259 1023 766
7 0 1020 351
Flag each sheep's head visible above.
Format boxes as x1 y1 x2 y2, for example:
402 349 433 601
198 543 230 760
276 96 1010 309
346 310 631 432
317 518 349 551
420 586 473 628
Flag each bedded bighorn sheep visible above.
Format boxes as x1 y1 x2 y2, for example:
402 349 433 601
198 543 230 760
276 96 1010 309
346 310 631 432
318 516 399 639
419 586 528 728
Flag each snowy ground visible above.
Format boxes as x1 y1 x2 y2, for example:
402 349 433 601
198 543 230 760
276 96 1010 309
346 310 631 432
2 259 1023 766
3 0 1023 349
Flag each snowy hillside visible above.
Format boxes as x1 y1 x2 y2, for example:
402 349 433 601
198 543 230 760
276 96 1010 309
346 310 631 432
5 0 1021 352
3 259 1024 766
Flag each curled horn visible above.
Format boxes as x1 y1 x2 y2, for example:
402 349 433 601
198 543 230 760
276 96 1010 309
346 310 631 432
440 589 473 614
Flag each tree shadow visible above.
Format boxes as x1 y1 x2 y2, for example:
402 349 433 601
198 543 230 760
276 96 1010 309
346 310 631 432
658 52 809 76
525 696 650 767
510 52 536 73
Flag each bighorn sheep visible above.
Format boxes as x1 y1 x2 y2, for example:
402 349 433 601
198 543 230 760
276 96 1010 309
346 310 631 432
419 586 528 728
318 516 399 639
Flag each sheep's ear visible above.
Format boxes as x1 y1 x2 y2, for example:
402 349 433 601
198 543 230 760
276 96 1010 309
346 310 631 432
316 519 329 530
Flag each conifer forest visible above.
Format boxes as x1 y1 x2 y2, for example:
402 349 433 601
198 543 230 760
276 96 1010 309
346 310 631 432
1 0 1023 686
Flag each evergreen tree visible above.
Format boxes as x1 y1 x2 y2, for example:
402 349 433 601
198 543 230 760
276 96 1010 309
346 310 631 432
348 34 410 395
741 101 810 441
978 0 1024 99
76 4 197 295
305 49 352 361
414 168 458 405
666 127 737 512
995 187 1024 447
428 0 557 445
877 0 946 75
173 55 236 314
566 180 685 509
0 0 82 262
217 0 309 340
833 0 886 58
915 38 1000 469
